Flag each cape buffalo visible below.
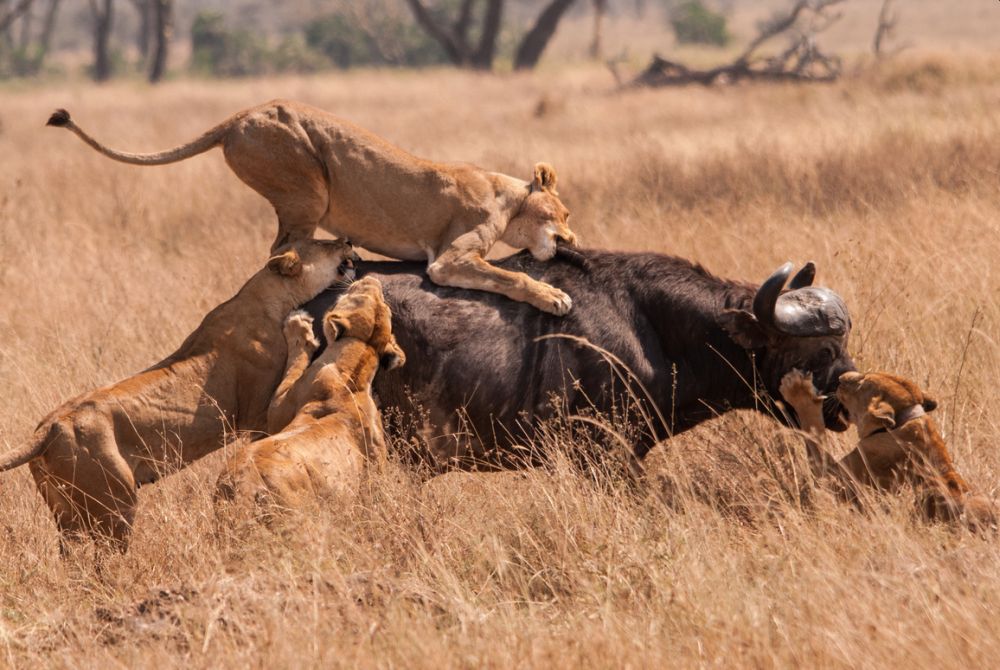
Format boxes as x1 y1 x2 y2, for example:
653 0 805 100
302 247 855 468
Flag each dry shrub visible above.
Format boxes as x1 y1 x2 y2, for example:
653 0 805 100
865 52 1000 96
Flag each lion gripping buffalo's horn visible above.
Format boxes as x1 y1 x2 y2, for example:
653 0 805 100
47 100 579 315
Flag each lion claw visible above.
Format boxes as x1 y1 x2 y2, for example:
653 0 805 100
780 369 822 407
284 310 319 351
535 286 572 316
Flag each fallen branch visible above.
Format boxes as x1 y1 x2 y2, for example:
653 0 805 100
624 0 846 88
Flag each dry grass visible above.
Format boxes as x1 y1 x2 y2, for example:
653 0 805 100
2 53 1000 667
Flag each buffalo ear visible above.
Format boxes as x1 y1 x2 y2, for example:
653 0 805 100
267 249 302 277
719 309 770 350
869 399 896 429
921 392 938 412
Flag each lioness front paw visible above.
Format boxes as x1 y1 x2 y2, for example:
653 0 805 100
284 310 319 351
780 369 822 408
531 284 572 316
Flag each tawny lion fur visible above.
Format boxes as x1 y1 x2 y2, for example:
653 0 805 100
215 277 404 512
0 239 357 551
781 369 996 529
47 100 578 315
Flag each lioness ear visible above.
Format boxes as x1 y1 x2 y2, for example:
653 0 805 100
921 392 938 412
719 309 770 350
869 399 896 429
531 162 558 194
323 312 351 342
267 249 302 277
380 340 406 370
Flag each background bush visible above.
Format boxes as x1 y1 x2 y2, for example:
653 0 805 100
670 0 730 47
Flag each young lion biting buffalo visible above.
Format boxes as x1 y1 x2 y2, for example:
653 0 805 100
215 277 404 515
781 369 996 529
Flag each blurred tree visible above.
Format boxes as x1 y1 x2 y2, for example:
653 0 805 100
16 0 30 50
147 0 169 82
669 0 729 47
0 0 59 77
513 0 576 70
403 0 501 69
589 0 607 59
88 0 113 81
128 0 149 63
404 0 577 71
0 0 32 35
305 5 445 69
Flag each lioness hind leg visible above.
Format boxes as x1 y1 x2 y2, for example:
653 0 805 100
220 118 328 253
29 424 137 553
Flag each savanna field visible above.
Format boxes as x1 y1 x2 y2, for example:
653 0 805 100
2 49 1000 667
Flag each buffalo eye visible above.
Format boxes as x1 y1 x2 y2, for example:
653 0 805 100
812 346 835 368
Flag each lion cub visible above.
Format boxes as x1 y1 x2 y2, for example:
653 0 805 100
215 277 404 512
781 369 996 529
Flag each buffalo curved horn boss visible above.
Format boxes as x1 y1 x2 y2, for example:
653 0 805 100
753 262 850 337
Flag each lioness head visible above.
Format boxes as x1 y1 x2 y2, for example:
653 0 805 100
503 163 576 261
266 238 358 299
837 371 996 529
322 276 406 372
836 371 937 439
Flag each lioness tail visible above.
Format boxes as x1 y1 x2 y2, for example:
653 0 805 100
46 108 230 166
0 423 56 472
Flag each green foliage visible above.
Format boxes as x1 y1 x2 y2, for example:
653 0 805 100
669 0 730 47
304 12 446 68
303 14 367 68
0 47 43 78
190 11 269 77
188 9 446 77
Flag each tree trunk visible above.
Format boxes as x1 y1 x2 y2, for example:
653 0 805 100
589 0 606 60
513 0 576 71
90 0 113 81
452 0 474 57
471 0 502 70
403 0 467 66
130 0 150 62
147 0 169 82
16 0 31 51
30 0 59 70
0 0 32 36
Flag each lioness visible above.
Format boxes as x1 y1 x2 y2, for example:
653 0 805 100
47 100 578 315
215 277 404 512
0 239 357 551
781 369 996 529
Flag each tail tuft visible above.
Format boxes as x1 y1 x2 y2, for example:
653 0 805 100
46 109 71 127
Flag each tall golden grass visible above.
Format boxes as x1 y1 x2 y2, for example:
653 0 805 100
1 53 1000 666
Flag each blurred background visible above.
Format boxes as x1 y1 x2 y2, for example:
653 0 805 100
0 0 993 84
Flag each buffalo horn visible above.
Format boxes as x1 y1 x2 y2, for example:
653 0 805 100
752 262 793 329
774 287 850 337
788 261 816 289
